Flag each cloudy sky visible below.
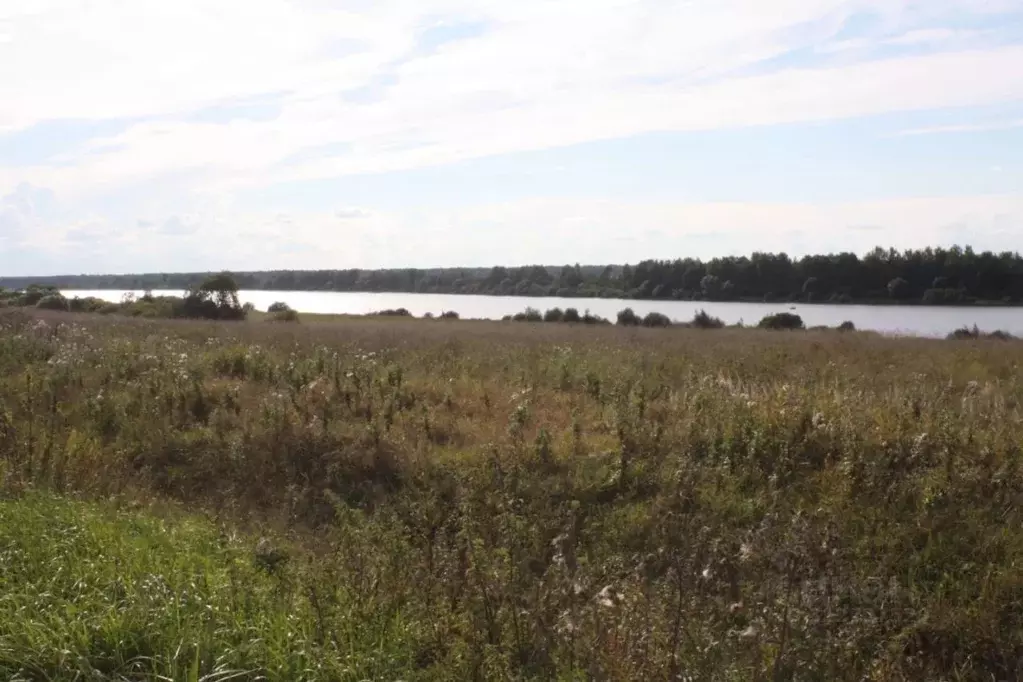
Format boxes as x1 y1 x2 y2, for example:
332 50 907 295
2 0 1023 275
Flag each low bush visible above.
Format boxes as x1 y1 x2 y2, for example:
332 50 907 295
439 311 459 320
543 308 565 323
948 325 1015 341
758 312 805 330
36 294 70 311
268 308 301 323
616 307 641 326
691 309 725 329
512 307 543 322
641 311 672 328
267 301 293 313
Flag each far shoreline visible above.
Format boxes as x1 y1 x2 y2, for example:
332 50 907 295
54 287 1023 309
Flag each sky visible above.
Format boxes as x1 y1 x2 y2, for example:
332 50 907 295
2 0 1023 275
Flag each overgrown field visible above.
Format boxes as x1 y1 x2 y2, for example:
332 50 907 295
0 310 1021 681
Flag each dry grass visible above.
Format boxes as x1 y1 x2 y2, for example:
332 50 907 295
1 309 1022 680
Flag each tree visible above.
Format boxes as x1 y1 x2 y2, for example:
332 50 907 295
181 273 246 320
887 277 910 300
700 275 721 299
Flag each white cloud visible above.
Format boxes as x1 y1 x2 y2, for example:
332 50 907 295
886 28 961 45
4 0 1023 200
5 192 1023 274
1 0 1023 274
895 119 1023 136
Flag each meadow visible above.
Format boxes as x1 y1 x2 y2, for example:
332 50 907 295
0 309 1021 680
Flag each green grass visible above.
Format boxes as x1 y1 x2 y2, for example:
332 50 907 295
0 309 1022 680
0 494 424 681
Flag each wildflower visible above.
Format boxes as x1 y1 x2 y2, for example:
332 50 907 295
739 542 754 562
595 585 620 608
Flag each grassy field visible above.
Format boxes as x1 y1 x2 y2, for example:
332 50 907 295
0 309 1021 680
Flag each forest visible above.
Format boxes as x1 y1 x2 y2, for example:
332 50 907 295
3 245 1022 305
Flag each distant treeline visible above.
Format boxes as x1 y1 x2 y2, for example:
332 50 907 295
4 245 1023 305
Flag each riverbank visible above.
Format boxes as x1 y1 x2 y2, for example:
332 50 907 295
1 310 1021 679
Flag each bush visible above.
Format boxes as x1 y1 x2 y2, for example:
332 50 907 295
616 308 641 327
36 294 70 311
563 308 581 323
267 301 292 313
98 304 120 315
439 311 459 320
268 308 300 323
582 311 610 325
838 321 856 332
373 308 413 317
948 325 980 340
69 296 107 313
691 309 725 329
543 308 564 323
513 308 542 323
641 311 672 328
21 286 60 307
758 312 805 330
948 326 1015 341
423 312 434 319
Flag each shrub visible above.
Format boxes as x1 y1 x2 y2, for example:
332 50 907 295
582 311 610 325
22 286 60 306
758 312 805 330
838 321 856 332
948 325 980 340
563 308 581 323
691 309 725 329
948 326 1015 341
439 311 459 320
268 308 300 323
36 294 70 311
515 308 542 322
543 308 565 323
68 296 107 313
423 312 434 319
373 308 413 317
641 311 672 328
616 307 641 326
267 301 292 313
98 304 120 315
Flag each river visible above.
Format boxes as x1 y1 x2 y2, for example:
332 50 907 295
60 289 1021 338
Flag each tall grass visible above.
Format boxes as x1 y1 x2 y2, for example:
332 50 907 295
0 308 1021 680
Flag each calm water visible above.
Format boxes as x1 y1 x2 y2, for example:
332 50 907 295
61 289 1022 338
